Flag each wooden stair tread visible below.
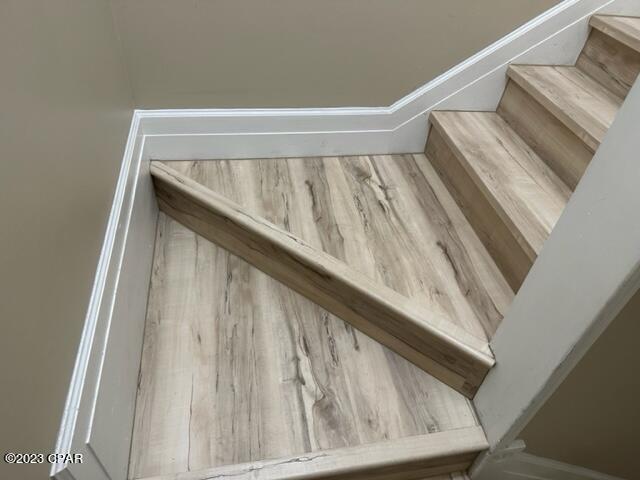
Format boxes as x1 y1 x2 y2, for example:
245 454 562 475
576 18 640 100
591 15 640 53
134 426 487 480
430 111 571 260
507 65 623 152
150 161 496 398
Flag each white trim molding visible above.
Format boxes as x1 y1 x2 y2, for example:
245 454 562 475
473 441 626 480
138 0 640 161
50 113 158 480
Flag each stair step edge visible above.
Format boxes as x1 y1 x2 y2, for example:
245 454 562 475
132 425 488 480
591 15 640 53
507 65 622 153
429 111 568 260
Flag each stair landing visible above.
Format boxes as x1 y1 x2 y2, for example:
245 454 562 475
129 155 509 479
171 155 512 341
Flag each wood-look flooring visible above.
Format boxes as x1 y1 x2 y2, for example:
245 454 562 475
507 65 623 152
590 15 640 53
134 425 484 480
151 161 495 397
576 27 640 99
427 15 639 292
130 154 510 479
170 155 512 342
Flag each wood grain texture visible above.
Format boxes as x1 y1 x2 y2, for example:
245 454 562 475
426 127 531 292
428 111 570 291
150 162 495 397
425 127 531 292
134 426 486 480
165 156 512 342
130 153 510 478
576 28 640 99
507 65 623 152
590 15 640 54
497 80 593 190
130 213 484 478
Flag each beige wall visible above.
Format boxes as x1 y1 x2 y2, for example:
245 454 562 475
111 0 560 109
521 286 640 479
0 1 133 478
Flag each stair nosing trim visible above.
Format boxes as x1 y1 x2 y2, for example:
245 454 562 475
131 425 488 480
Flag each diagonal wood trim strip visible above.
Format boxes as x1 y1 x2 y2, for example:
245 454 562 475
150 161 495 398
133 426 487 480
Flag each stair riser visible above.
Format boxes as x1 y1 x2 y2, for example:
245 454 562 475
577 28 640 99
497 80 593 190
426 126 533 292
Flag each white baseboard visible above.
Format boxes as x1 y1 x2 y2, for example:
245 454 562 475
139 0 640 161
473 442 626 480
50 114 158 480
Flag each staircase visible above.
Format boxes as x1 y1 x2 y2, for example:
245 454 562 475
129 15 640 480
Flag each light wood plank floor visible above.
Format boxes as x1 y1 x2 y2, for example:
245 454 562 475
130 154 509 478
173 154 512 341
